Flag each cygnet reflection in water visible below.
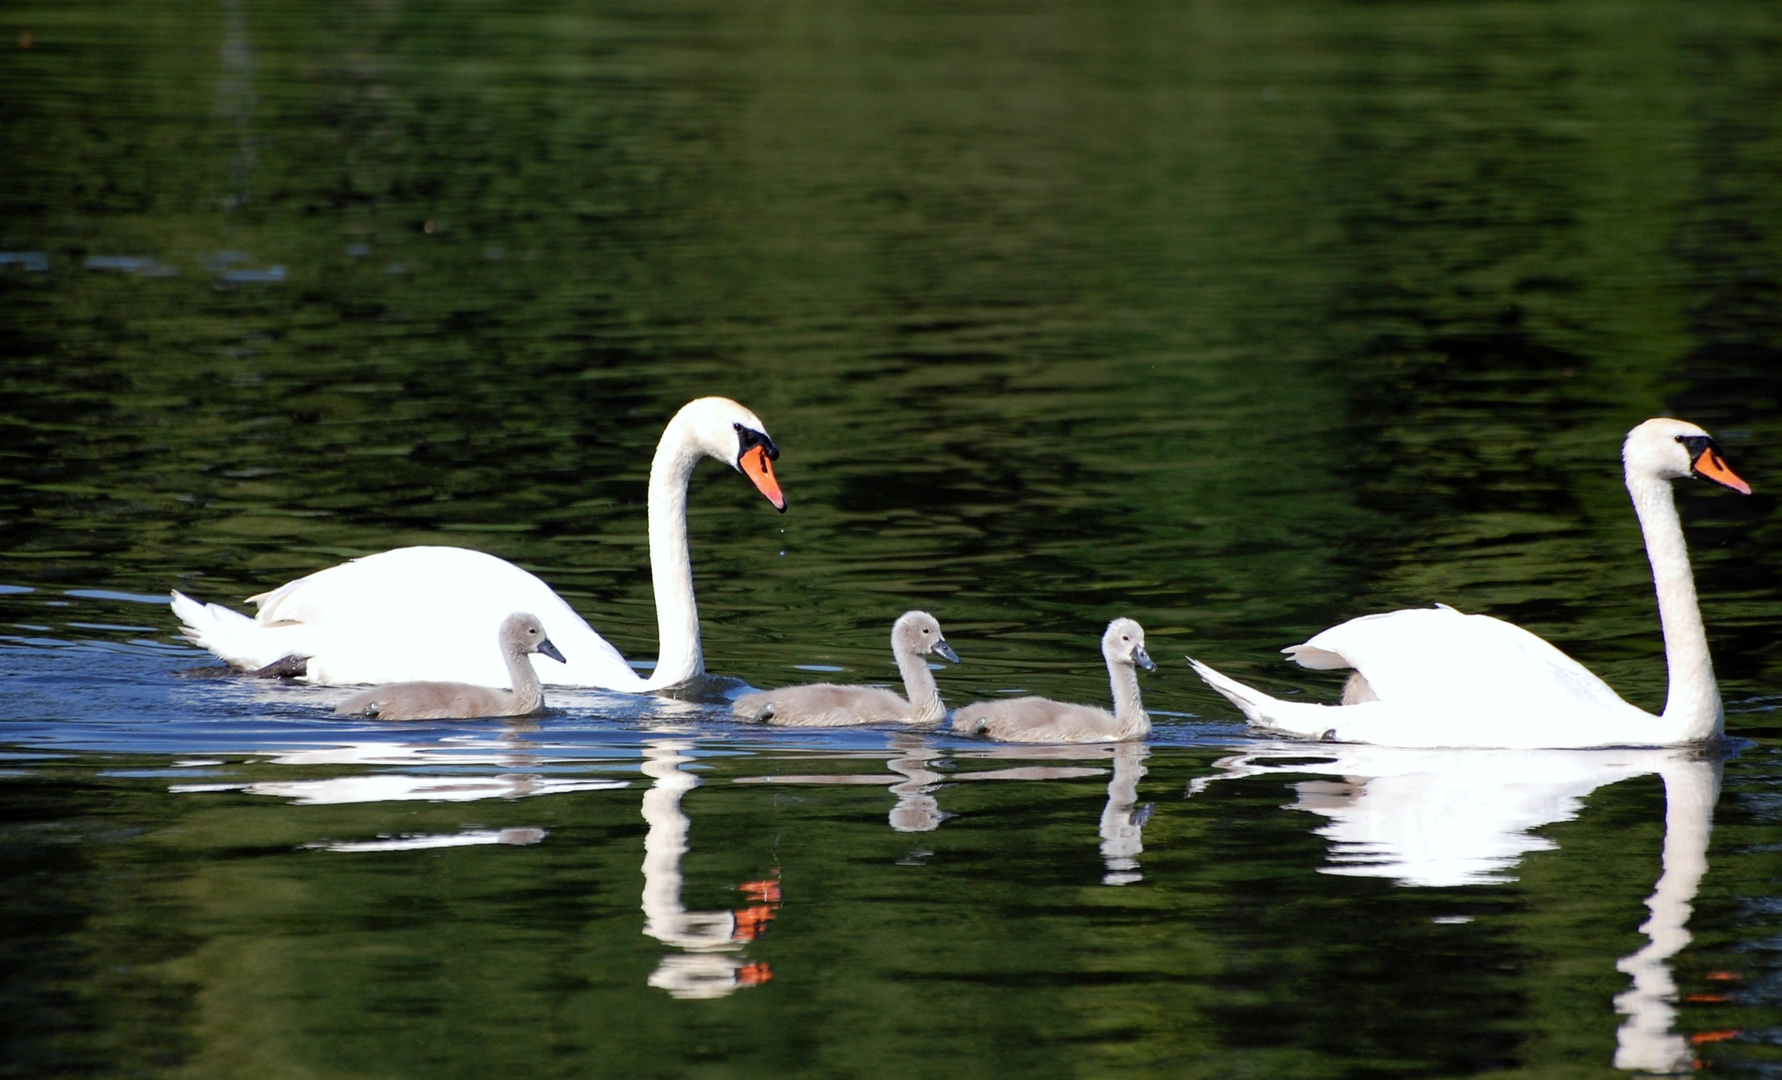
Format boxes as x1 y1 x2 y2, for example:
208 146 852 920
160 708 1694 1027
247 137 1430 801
887 736 948 833
740 738 1153 883
733 611 960 726
731 735 956 833
1098 743 1152 885
953 618 1154 743
334 612 565 721
1187 742 1723 1074
951 743 1154 885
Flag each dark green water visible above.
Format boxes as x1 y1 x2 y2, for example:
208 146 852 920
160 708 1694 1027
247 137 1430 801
3 0 1782 1075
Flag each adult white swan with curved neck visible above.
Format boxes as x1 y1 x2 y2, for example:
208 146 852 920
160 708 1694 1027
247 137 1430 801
1190 418 1751 748
169 397 786 690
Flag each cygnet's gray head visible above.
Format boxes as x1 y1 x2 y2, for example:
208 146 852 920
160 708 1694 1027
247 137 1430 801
1623 418 1751 494
892 610 960 664
1102 618 1155 672
501 612 567 664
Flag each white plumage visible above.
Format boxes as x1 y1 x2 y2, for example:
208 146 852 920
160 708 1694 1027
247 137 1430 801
170 397 785 690
1190 418 1751 749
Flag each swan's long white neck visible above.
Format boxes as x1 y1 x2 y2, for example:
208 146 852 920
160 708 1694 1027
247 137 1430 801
1107 658 1150 737
894 645 944 723
643 416 708 690
1627 466 1722 739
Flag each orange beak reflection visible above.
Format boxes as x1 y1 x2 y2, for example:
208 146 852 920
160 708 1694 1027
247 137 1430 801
736 961 774 987
1693 446 1752 495
740 444 787 511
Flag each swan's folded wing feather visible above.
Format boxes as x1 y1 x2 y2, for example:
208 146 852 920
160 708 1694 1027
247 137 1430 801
171 590 311 671
1297 606 1633 715
238 547 639 687
252 548 548 625
1282 644 1348 670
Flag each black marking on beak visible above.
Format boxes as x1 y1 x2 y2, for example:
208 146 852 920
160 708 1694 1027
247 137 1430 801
1134 646 1156 673
734 422 779 464
538 637 567 665
1679 434 1714 467
1678 434 1752 494
933 639 961 665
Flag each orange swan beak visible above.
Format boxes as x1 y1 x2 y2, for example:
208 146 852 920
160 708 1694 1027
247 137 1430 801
741 444 787 511
1692 445 1751 495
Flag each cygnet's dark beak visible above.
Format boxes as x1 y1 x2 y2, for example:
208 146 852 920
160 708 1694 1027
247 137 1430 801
1133 645 1156 673
538 638 567 665
932 639 961 665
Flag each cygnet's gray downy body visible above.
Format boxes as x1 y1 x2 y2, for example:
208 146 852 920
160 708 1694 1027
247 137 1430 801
335 612 566 721
732 611 961 727
953 618 1155 743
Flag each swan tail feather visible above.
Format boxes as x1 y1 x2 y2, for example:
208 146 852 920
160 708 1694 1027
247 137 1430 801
1188 657 1344 738
170 591 306 671
1188 658 1278 725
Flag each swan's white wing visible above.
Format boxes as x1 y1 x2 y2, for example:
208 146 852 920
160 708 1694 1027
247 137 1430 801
1291 606 1635 716
180 547 645 689
1192 605 1660 748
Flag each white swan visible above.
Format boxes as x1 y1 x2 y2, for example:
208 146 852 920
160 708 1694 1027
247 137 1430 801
170 397 785 690
1190 418 1751 748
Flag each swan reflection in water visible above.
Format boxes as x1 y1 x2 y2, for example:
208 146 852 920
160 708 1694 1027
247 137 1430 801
1190 743 1722 1074
640 739 779 999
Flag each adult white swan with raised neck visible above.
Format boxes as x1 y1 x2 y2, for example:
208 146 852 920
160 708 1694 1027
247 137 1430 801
1190 418 1751 748
170 397 785 690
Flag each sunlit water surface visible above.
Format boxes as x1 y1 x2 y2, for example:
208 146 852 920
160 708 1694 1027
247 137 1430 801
4 0 1782 1076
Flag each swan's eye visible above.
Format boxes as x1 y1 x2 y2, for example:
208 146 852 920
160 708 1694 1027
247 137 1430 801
923 628 931 635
